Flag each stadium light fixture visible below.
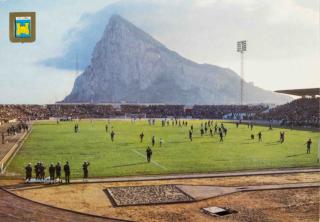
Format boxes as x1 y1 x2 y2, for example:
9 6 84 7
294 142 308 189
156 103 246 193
237 40 247 105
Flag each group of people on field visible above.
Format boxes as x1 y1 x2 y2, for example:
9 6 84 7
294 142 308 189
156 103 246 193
1 122 29 144
188 121 228 142
25 161 90 183
31 118 313 184
189 120 313 154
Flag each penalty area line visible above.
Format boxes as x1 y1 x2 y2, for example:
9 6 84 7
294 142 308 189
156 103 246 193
131 149 167 170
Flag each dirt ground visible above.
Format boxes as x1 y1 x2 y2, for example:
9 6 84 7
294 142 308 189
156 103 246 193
10 172 320 222
0 179 22 186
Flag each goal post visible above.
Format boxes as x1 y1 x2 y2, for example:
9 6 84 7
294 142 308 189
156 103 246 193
124 113 147 119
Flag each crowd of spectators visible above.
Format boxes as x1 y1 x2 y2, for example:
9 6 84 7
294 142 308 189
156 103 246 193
191 105 267 120
6 122 29 136
121 105 185 118
256 98 319 128
0 105 47 123
143 105 185 118
46 104 117 119
120 105 147 115
0 99 319 128
0 104 117 123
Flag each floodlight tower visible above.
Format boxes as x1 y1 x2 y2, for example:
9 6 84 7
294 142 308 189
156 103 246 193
237 40 247 105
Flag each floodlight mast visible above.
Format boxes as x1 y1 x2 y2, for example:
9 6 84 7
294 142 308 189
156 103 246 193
237 40 247 105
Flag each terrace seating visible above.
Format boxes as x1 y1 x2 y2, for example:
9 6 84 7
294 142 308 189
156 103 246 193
0 99 318 128
255 98 320 128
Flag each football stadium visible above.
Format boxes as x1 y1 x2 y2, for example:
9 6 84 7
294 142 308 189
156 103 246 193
0 1 319 222
4 106 320 177
1 90 319 221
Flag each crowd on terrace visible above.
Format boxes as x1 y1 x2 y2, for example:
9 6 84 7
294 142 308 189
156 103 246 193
46 104 117 119
256 98 319 128
0 97 319 128
190 105 267 120
0 105 48 123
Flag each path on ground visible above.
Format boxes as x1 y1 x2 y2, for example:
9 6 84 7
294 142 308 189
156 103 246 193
177 182 320 201
0 188 128 222
69 167 320 184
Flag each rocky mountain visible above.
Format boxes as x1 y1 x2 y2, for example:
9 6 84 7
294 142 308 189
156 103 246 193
63 15 289 105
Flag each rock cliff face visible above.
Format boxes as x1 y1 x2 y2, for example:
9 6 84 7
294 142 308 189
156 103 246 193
63 15 288 104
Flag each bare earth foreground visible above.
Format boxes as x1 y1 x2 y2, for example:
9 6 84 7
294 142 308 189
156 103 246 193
3 172 319 222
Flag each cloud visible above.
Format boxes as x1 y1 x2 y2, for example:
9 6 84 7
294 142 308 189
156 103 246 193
43 0 318 70
43 0 169 70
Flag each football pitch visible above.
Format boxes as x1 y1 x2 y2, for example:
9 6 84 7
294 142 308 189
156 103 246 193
7 120 319 178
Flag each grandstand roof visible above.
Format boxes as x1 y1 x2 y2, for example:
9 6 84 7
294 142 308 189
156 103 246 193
275 88 320 97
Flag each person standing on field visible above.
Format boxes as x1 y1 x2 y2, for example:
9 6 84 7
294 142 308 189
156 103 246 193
152 136 155 147
140 132 144 143
146 146 153 163
49 163 55 184
34 162 39 180
223 127 228 136
279 131 285 143
200 128 204 137
159 138 163 147
55 162 62 183
64 161 70 184
25 163 32 183
82 161 90 182
110 131 115 142
189 130 193 141
39 162 45 181
305 138 312 154
258 132 262 142
219 130 224 142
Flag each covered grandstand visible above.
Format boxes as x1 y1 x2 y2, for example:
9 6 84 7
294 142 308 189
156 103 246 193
275 88 320 98
260 88 320 128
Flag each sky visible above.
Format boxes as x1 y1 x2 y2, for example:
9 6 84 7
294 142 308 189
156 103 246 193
0 0 319 104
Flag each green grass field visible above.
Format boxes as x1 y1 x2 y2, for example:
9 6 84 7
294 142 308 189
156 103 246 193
7 119 319 178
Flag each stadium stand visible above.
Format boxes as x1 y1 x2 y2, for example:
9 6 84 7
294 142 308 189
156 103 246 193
256 98 320 128
191 105 266 119
260 88 320 128
47 104 116 119
143 105 185 118
0 88 319 128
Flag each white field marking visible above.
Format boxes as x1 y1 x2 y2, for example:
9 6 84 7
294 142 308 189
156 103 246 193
131 149 167 170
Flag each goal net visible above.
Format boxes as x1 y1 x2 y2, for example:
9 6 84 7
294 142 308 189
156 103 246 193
124 113 147 119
